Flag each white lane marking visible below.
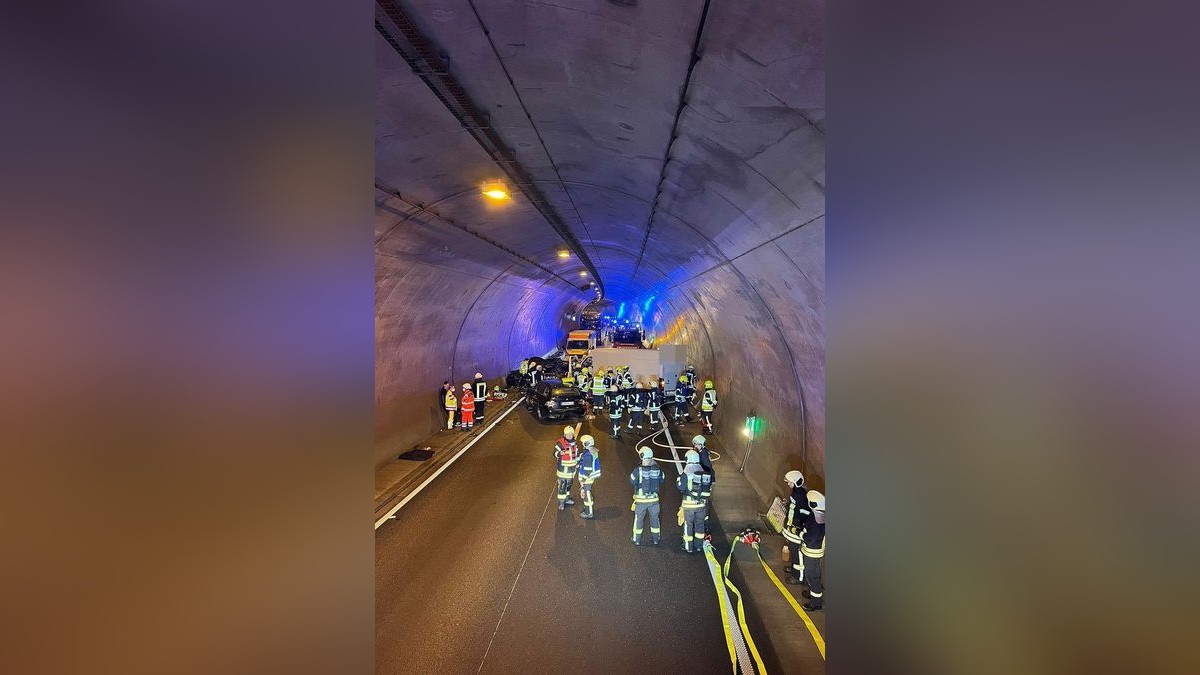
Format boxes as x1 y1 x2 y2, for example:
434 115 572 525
374 396 526 530
476 486 558 673
660 415 684 476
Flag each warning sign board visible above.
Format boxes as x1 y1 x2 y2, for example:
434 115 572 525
766 496 786 533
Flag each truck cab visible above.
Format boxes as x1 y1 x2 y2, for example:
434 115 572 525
565 330 596 357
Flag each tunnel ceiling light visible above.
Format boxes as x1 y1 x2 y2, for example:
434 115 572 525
558 250 570 259
481 180 510 200
579 271 588 277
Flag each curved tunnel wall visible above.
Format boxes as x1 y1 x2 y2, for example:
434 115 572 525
375 0 824 505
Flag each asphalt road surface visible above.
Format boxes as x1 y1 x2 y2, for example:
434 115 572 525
376 408 737 674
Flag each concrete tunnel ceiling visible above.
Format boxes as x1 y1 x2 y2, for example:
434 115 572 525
375 0 824 502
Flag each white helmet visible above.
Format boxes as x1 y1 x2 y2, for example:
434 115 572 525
462 383 470 390
638 447 654 460
563 426 575 438
475 372 483 379
692 435 706 447
685 449 700 464
806 490 825 512
580 434 595 448
785 470 804 486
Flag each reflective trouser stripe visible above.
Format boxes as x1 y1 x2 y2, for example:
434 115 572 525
633 502 660 541
801 545 825 558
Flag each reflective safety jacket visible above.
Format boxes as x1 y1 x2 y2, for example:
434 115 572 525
675 377 690 403
473 378 487 400
591 377 608 396
444 390 457 411
628 389 647 412
677 468 712 508
577 374 591 393
459 390 475 413
607 393 625 419
629 462 664 502
698 447 715 479
646 388 661 411
519 360 529 375
554 437 580 479
801 519 825 558
701 389 718 411
621 371 634 390
782 486 813 544
577 449 601 485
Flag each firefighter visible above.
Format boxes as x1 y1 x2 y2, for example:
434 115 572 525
675 373 692 423
576 435 601 519
800 490 826 610
519 359 530 385
700 380 718 433
472 373 487 422
607 384 624 438
626 382 646 431
647 379 662 427
459 382 475 431
590 369 608 416
629 447 664 545
676 449 712 553
690 435 716 495
621 367 635 397
530 363 542 387
443 385 458 431
553 426 580 511
781 470 811 583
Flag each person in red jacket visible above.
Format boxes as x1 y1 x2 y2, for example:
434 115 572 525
459 382 475 431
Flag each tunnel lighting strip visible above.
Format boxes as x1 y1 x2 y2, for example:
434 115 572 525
374 395 526 530
630 0 715 280
374 2 605 296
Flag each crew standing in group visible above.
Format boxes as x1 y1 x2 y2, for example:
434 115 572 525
459 382 475 431
576 435 601 519
554 426 581 511
473 372 487 422
629 447 664 545
676 450 713 553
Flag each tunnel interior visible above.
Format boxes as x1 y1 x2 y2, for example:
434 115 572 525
375 0 824 502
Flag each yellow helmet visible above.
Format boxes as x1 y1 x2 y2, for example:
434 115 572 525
563 426 575 438
704 380 713 389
